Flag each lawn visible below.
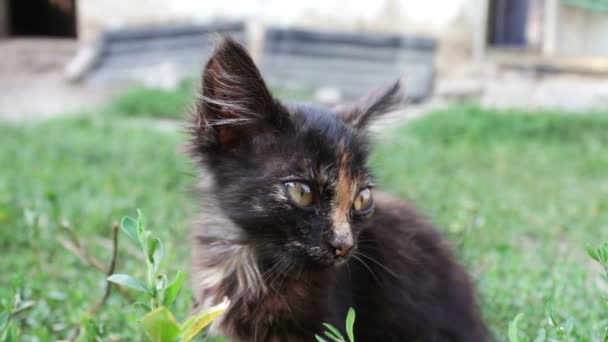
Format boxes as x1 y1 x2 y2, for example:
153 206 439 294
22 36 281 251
1 105 607 341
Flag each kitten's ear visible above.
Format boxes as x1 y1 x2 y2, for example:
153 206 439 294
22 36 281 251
193 37 288 150
336 79 405 130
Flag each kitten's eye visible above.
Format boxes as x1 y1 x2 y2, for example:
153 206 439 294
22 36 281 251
353 188 373 214
285 182 314 207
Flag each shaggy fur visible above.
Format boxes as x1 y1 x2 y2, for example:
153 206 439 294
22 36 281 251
188 37 489 342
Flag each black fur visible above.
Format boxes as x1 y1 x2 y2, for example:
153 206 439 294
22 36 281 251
188 37 489 342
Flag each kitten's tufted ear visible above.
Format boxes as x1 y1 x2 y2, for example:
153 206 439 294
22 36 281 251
336 79 405 130
192 37 289 151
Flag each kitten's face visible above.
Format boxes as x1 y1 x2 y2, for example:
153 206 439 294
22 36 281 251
209 105 374 267
190 38 403 270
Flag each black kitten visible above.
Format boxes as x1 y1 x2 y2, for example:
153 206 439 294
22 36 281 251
188 38 489 342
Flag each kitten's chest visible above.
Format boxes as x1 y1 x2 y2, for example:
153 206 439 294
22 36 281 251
208 274 333 341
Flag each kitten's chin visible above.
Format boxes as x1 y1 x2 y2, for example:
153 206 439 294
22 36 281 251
332 256 350 267
307 254 352 269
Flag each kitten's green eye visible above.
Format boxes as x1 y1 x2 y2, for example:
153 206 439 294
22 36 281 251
285 182 314 207
353 188 373 214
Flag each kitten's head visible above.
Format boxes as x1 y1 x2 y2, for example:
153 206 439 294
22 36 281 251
190 38 403 270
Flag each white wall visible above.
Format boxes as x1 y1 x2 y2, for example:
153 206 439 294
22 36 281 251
555 5 608 57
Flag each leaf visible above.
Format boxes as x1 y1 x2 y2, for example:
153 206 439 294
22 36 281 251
509 313 525 342
322 323 344 342
599 245 608 264
147 236 158 264
345 308 356 342
141 307 181 342
163 271 184 306
324 332 344 342
121 216 140 248
181 298 230 342
107 274 149 293
151 237 164 272
586 244 600 262
315 335 330 342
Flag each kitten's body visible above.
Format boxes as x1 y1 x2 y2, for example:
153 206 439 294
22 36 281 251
189 38 489 342
192 192 487 341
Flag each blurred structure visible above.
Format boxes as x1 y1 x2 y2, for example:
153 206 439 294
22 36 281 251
83 22 246 87
1 1 604 65
260 28 435 103
1 0 608 115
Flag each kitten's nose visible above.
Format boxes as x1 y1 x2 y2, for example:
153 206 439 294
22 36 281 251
333 243 351 257
329 236 352 258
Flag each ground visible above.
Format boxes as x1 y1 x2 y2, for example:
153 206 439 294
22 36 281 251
1 103 607 341
0 39 119 121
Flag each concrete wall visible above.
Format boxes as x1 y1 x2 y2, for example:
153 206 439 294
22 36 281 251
554 4 608 57
76 0 479 68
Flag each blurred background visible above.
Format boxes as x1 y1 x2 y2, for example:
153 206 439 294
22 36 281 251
2 0 608 118
1 1 608 341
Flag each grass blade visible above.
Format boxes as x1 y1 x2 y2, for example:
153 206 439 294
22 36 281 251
345 308 356 342
322 323 344 342
508 313 525 342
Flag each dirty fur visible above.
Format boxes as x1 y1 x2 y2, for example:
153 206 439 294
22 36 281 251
188 37 489 342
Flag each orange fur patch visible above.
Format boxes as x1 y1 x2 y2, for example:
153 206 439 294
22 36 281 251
332 142 354 241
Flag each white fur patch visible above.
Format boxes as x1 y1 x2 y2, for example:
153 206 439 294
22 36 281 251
191 183 266 334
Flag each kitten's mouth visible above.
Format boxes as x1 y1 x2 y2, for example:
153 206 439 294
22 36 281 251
286 242 356 269
315 245 356 268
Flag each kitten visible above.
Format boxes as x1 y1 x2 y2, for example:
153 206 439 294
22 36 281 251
188 38 489 342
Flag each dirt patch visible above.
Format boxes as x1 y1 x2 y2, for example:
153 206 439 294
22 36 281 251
0 38 121 120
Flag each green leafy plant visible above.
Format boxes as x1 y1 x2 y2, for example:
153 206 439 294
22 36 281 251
586 242 608 278
587 242 608 342
107 210 228 342
315 307 355 342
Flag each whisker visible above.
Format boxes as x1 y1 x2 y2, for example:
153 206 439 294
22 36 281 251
355 251 399 279
352 255 382 286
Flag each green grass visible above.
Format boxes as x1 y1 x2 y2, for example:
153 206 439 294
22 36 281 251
370 107 608 340
0 115 194 340
106 79 196 119
105 80 313 120
1 106 607 340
